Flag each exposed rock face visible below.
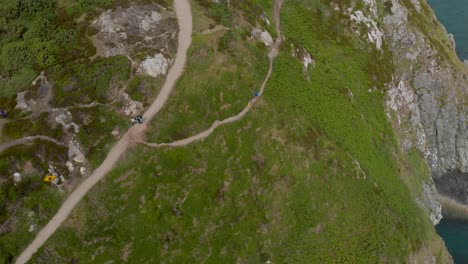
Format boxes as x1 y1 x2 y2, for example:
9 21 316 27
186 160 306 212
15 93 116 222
89 3 177 71
68 140 85 164
382 0 468 210
119 92 143 116
348 0 383 50
15 92 29 111
417 183 443 225
53 109 79 133
137 54 169 77
435 170 468 204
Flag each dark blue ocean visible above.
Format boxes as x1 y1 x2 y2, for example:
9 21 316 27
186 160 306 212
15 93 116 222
427 1 468 262
436 219 468 264
428 0 468 60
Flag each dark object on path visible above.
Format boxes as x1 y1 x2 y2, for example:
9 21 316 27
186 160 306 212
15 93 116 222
0 110 7 118
254 91 259 97
131 115 143 125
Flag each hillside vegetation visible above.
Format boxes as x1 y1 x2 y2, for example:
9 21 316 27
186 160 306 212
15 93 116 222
0 0 171 262
13 0 451 263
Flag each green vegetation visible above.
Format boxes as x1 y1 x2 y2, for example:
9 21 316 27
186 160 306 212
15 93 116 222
0 1 148 262
48 55 131 106
399 0 462 68
0 0 95 98
72 105 129 169
20 0 446 263
2 113 64 140
0 141 67 262
146 27 268 142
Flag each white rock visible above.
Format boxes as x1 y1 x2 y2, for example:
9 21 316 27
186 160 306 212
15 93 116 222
416 183 442 225
13 172 22 184
350 10 383 50
137 9 161 31
140 19 151 31
151 11 162 22
15 92 29 111
80 167 86 175
447 33 456 49
120 92 143 116
260 31 273 46
409 0 421 12
362 0 378 17
28 224 36 233
251 28 273 46
54 110 79 133
95 10 124 35
111 130 119 136
137 54 169 77
66 161 75 172
260 13 270 26
302 51 315 71
68 140 85 163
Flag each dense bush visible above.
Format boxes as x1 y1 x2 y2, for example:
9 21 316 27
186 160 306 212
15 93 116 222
0 0 101 98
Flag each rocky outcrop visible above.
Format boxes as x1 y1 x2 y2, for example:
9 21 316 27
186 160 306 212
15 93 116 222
89 3 177 77
382 0 468 208
251 28 273 46
137 54 169 77
90 4 177 58
417 183 443 225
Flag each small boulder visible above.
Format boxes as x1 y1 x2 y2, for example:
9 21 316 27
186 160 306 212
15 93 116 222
137 54 169 77
251 28 273 46
13 172 22 185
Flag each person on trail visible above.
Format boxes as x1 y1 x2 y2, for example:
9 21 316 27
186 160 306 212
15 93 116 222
0 110 7 118
131 115 143 125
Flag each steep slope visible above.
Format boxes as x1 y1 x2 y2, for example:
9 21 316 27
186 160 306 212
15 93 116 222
9 0 458 263
14 0 192 263
382 0 468 208
0 0 177 262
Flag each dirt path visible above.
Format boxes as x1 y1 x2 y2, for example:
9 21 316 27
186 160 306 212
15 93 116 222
14 1 192 263
0 136 68 152
140 0 283 149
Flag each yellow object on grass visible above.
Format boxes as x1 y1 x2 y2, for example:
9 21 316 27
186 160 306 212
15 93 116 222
44 175 57 182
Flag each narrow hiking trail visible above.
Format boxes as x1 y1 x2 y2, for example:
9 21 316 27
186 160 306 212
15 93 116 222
14 0 192 263
0 136 67 153
139 0 284 149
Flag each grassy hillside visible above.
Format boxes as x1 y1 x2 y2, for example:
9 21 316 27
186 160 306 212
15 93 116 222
0 0 167 262
18 0 450 263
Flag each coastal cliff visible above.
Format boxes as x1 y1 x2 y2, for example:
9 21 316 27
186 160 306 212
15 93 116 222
382 0 468 217
1 0 465 262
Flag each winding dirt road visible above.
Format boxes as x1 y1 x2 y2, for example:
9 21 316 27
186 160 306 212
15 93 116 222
14 1 192 263
140 0 283 149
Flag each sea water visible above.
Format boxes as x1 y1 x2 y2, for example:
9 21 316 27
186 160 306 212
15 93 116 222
426 1 468 262
436 219 468 263
427 0 468 60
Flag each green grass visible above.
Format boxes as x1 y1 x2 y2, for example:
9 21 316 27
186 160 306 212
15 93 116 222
72 105 130 169
146 28 269 142
2 113 65 140
0 141 68 261
23 1 439 263
126 74 166 105
49 55 131 106
0 2 155 262
400 0 463 69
